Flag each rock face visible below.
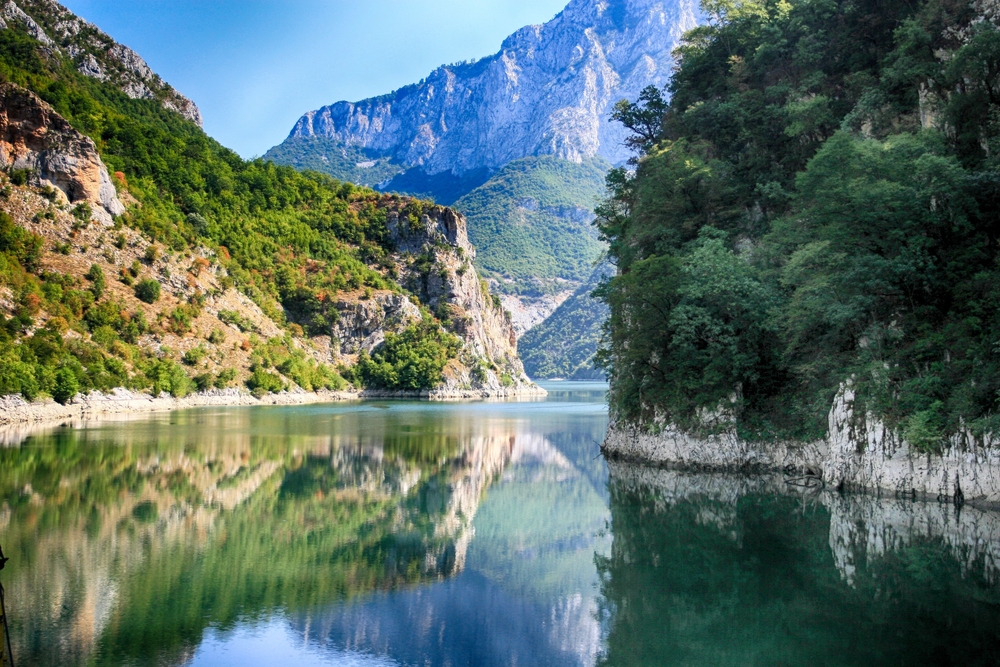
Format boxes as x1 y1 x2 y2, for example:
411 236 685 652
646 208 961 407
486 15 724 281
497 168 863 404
603 386 1000 506
1 0 202 126
328 203 539 396
0 83 124 223
282 0 700 175
388 205 536 393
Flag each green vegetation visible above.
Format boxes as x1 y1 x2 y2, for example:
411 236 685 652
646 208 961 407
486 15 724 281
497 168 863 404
520 264 610 380
355 319 462 390
133 278 161 303
263 136 404 188
597 0 1000 442
0 16 463 397
454 156 609 294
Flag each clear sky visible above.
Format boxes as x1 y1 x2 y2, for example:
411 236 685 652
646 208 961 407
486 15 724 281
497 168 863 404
60 0 570 158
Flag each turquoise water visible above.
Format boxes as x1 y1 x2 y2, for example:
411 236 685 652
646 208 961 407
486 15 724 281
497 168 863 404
1 381 999 666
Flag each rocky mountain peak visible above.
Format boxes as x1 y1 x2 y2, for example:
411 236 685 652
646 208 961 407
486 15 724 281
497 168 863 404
280 0 700 176
0 0 202 126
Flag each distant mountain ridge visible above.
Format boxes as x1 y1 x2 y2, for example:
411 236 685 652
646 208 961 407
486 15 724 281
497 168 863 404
273 0 699 177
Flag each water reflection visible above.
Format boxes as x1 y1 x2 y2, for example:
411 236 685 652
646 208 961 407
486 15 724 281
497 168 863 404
5 384 1000 667
1 386 612 667
599 462 1000 666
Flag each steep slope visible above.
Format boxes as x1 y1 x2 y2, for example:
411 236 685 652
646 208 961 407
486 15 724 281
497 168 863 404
4 0 201 124
519 263 610 380
453 155 608 330
0 0 538 407
597 0 1000 447
271 0 699 178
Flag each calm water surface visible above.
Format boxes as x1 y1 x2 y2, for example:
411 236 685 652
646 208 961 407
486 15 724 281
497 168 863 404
2 381 1000 666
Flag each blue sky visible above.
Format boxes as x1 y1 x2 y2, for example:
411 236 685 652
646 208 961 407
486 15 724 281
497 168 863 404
60 0 570 158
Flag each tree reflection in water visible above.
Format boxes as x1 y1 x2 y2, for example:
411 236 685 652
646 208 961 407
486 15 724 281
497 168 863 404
0 405 521 667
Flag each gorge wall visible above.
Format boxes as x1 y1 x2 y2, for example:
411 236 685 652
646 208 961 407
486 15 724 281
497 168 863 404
603 387 1000 507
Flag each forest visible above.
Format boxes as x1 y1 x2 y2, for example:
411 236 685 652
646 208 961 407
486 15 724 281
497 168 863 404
596 0 1000 444
0 22 462 399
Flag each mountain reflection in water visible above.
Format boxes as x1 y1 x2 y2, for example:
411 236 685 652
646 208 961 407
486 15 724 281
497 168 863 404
2 382 1000 666
0 385 612 667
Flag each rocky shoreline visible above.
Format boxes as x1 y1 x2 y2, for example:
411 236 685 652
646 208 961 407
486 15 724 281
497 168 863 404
602 387 1000 508
0 383 548 428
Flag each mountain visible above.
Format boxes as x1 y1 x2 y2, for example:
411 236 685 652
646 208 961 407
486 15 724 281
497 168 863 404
453 155 608 333
4 0 202 125
0 0 538 406
519 263 610 380
266 0 701 377
267 0 700 185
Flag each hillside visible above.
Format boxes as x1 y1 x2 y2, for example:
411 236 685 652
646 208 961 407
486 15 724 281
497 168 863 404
519 263 610 380
451 156 607 329
597 0 1000 442
0 0 537 407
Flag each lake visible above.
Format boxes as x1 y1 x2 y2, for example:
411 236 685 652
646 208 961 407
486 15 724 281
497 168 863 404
2 381 1000 666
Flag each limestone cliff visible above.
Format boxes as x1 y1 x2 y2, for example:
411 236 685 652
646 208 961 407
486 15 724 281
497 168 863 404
0 82 124 223
276 0 700 176
0 0 201 125
602 386 1000 507
333 203 537 395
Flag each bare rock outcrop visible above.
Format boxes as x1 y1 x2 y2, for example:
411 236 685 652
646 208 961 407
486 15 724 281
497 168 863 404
387 205 536 391
330 291 423 355
0 0 202 126
603 385 1000 506
0 82 124 224
280 0 701 174
324 203 540 395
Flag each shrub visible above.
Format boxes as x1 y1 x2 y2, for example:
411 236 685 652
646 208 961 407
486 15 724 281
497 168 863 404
193 373 214 391
134 279 161 304
0 212 43 272
144 359 191 397
71 202 92 221
52 367 79 404
215 367 237 388
246 368 285 397
358 319 460 390
85 263 105 299
218 309 255 332
182 345 206 366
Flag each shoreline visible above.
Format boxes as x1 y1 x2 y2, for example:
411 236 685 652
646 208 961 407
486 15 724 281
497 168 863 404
601 387 1000 507
0 384 549 429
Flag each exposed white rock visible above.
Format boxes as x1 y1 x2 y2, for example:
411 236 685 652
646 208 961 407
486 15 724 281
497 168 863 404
77 53 106 80
603 386 1000 506
286 0 702 174
2 0 53 45
0 1 203 126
